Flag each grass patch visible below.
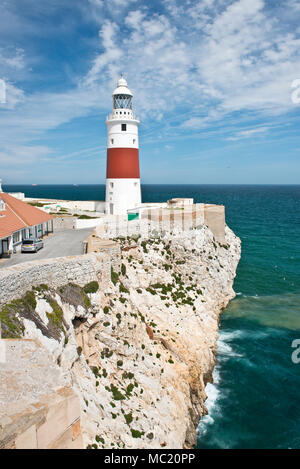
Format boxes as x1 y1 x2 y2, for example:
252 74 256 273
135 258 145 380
119 283 129 294
121 263 126 276
124 412 133 425
111 267 119 285
83 281 99 294
0 303 24 338
46 298 64 330
110 384 126 401
130 429 144 438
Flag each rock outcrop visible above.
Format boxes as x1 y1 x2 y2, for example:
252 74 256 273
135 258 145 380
0 224 240 449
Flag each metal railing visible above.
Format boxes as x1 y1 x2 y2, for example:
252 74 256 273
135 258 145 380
106 112 139 122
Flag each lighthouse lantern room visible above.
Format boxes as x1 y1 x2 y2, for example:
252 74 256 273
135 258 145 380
105 76 141 216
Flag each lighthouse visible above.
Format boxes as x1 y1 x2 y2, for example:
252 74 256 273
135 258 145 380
105 76 141 216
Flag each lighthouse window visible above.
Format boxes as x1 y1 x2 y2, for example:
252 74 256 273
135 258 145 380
133 139 136 144
121 124 127 131
111 138 114 144
114 94 132 110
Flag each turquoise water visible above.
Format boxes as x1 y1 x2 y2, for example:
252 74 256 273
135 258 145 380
4 184 300 448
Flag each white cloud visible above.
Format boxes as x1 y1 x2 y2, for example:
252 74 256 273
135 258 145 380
0 144 52 166
0 0 300 178
227 126 270 140
287 0 300 11
82 0 300 125
109 0 137 6
0 81 25 109
84 20 122 86
0 48 25 71
0 83 107 146
181 117 209 130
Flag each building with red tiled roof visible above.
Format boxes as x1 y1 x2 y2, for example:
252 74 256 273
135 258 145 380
0 190 54 257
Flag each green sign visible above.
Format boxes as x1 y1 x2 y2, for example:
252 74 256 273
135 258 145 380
128 213 139 221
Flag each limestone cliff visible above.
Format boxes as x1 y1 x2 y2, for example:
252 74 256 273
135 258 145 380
0 224 240 449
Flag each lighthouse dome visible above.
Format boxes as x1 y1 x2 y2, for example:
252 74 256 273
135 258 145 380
112 76 133 97
112 75 133 110
117 76 127 87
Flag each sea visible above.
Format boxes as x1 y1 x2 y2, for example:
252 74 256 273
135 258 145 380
4 184 300 449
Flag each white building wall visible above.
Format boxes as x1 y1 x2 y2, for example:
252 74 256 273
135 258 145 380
8 193 25 201
105 178 141 216
75 218 103 230
107 119 139 149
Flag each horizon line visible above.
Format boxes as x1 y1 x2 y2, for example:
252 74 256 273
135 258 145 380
3 183 300 187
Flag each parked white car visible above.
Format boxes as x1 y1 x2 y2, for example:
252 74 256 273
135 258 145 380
21 238 44 253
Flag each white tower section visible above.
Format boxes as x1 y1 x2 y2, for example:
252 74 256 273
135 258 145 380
105 76 141 216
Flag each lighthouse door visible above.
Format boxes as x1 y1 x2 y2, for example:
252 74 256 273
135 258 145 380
109 203 114 215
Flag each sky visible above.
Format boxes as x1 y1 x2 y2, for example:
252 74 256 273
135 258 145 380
0 0 299 184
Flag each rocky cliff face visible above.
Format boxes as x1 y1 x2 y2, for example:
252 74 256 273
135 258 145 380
1 225 240 449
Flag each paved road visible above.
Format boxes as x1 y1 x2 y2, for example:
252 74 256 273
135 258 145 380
0 228 93 268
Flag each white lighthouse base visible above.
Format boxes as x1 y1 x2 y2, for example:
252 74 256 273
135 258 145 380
105 178 141 215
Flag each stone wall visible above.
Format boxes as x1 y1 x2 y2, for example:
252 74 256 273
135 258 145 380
74 217 103 230
0 340 83 449
142 204 225 243
93 203 226 243
52 216 76 231
0 250 120 307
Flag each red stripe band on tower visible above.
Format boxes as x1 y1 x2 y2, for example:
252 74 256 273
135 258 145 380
106 148 140 179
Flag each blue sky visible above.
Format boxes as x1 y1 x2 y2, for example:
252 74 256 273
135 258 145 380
0 0 299 184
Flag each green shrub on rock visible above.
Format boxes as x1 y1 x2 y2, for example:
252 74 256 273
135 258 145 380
0 303 24 338
119 283 129 294
46 298 63 330
130 429 144 438
83 281 99 294
121 263 126 276
124 412 133 425
111 267 119 285
110 384 126 401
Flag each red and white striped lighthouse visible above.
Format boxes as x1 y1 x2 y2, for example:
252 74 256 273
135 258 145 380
105 76 141 215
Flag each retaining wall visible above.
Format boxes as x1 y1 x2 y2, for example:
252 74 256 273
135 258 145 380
0 250 120 307
52 216 76 231
0 340 83 449
93 203 226 242
74 218 103 230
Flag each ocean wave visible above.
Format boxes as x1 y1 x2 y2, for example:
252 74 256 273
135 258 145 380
218 330 245 341
197 379 220 437
217 336 244 359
